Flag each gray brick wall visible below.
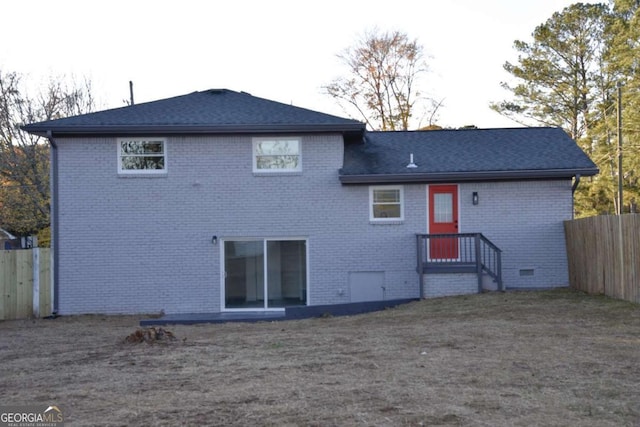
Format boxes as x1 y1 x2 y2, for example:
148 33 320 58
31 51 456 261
55 135 573 314
457 181 572 289
423 274 478 298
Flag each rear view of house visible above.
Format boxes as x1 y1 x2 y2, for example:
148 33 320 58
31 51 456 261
22 89 597 315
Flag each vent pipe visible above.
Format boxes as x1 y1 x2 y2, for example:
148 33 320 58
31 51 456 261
406 153 417 168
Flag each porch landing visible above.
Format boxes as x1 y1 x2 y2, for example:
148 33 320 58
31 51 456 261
139 298 418 326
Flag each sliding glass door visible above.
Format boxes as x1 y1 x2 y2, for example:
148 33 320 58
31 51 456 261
224 239 307 309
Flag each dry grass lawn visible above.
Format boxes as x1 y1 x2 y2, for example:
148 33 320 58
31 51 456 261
1 289 639 426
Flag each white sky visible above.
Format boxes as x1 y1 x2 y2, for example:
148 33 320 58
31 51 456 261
1 0 599 129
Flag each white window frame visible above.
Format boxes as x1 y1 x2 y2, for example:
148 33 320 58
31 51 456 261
117 138 167 175
252 137 301 173
369 186 404 222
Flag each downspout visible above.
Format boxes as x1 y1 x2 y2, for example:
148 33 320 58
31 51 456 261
571 174 581 194
571 174 581 220
46 130 59 315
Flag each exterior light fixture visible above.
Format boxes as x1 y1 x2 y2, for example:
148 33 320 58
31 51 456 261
472 192 479 205
212 235 218 245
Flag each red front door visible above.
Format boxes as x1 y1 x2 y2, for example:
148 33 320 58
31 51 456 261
428 185 458 259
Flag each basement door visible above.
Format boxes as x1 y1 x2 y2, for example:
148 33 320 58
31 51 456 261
223 239 307 310
428 185 459 259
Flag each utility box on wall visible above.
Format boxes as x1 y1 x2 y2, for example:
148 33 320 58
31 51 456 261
349 271 385 302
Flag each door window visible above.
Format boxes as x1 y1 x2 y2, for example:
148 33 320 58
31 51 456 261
433 193 453 223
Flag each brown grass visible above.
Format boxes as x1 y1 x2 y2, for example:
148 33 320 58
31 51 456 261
1 289 639 426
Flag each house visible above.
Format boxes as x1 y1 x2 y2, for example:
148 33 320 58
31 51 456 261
0 227 16 250
22 89 598 315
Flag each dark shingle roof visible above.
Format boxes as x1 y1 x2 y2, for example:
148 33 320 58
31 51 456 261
340 127 598 183
22 89 365 137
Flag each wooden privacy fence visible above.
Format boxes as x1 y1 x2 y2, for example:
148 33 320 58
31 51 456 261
0 248 52 320
564 214 640 304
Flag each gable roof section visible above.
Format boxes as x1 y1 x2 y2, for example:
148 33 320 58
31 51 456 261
22 89 365 137
340 127 598 184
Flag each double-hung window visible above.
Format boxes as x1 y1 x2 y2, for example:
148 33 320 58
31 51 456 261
253 137 301 173
118 138 167 174
370 186 404 222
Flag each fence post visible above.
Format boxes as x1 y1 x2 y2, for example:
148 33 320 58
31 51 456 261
618 215 625 300
32 248 40 318
417 235 424 298
475 234 482 293
51 249 55 315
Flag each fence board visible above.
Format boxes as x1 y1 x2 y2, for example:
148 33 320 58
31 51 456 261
565 214 640 304
0 249 52 320
39 250 52 317
1 251 17 320
623 216 639 303
15 250 33 319
0 251 8 320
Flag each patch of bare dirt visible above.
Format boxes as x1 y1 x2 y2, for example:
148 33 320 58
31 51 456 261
124 327 178 344
0 289 639 426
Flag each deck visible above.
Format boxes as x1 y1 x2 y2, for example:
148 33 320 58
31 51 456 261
417 233 503 294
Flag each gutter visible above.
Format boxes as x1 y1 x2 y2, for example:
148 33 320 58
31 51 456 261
0 228 16 240
22 123 366 138
46 131 59 315
339 168 599 184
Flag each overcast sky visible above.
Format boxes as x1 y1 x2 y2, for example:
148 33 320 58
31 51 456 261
1 0 600 129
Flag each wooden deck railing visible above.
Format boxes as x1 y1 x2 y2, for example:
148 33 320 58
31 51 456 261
416 233 503 295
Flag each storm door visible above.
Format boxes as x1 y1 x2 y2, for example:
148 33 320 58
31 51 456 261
223 239 307 310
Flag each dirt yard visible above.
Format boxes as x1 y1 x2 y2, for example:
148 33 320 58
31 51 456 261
1 289 639 426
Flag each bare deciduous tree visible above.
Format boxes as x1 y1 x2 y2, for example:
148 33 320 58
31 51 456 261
324 29 432 130
0 69 95 236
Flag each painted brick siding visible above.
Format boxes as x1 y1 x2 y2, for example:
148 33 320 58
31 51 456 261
56 135 425 314
456 181 572 289
423 274 478 298
56 134 573 314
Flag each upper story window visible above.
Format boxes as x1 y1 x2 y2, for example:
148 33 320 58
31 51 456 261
370 186 404 222
253 137 301 173
118 138 167 174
